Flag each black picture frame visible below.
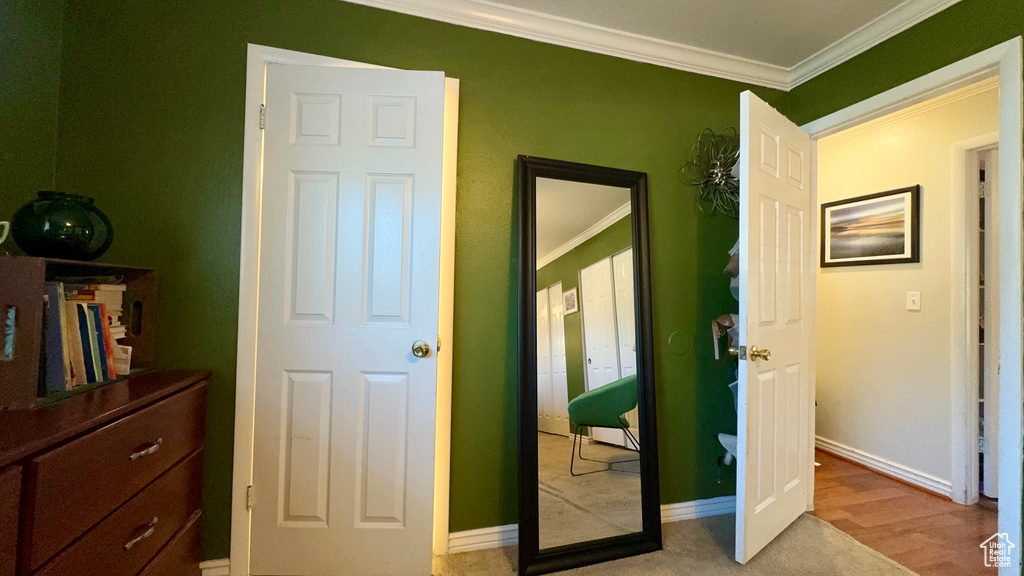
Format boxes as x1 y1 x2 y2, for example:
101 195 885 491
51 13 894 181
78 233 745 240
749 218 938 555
820 185 921 268
516 155 662 576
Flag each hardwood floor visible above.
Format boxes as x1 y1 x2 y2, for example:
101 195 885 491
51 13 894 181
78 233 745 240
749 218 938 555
812 449 998 576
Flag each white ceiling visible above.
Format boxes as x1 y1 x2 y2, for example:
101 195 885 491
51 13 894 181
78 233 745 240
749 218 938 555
487 0 899 68
343 0 961 89
536 178 630 265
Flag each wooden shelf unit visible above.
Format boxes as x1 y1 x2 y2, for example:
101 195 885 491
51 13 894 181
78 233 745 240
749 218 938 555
0 256 158 409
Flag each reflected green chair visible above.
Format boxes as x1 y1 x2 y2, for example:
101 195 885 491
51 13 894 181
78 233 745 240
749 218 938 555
567 374 640 476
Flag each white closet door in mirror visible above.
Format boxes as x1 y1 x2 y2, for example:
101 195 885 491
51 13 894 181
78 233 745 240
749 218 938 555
537 288 556 434
546 284 571 436
613 249 639 446
581 257 624 446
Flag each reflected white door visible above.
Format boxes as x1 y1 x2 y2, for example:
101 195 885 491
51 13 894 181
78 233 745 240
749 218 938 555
547 284 571 436
612 249 640 446
537 287 556 433
735 91 813 564
250 63 446 576
580 257 624 446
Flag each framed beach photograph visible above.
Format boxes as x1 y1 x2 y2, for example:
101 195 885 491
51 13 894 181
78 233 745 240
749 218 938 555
820 185 921 267
562 287 579 315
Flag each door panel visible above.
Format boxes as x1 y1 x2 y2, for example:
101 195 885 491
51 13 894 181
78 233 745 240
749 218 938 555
537 288 556 434
250 63 446 576
547 284 571 436
736 91 813 564
612 249 640 445
580 258 624 446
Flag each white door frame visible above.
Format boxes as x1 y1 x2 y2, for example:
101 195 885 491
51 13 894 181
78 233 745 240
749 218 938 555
802 37 1023 576
952 132 1000 505
231 43 459 574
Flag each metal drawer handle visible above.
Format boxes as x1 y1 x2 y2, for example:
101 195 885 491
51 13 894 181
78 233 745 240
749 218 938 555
130 438 163 461
124 517 158 551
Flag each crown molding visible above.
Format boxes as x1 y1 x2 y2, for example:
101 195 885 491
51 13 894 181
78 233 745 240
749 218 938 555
342 0 790 90
789 0 963 88
342 0 962 91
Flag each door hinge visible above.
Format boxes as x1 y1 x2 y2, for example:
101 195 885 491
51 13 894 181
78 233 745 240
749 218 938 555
246 485 254 510
259 104 266 130
979 437 985 453
437 336 442 353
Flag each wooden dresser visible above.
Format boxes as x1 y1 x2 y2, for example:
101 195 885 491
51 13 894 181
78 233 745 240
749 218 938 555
0 371 209 576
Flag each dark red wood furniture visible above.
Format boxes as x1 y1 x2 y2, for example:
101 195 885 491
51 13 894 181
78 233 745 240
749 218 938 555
0 370 208 576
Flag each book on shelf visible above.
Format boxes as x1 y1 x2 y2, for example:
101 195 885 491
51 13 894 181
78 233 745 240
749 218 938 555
76 303 100 384
40 280 132 394
64 282 125 334
43 283 72 392
64 301 88 387
88 304 111 381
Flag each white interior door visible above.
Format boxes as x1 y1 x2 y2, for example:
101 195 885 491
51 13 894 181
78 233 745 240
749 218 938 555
735 91 813 564
612 249 640 446
250 63 446 576
580 257 624 446
983 148 1001 498
537 287 556 434
547 284 571 436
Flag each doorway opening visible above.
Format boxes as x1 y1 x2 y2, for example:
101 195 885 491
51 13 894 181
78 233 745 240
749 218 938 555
812 77 1001 575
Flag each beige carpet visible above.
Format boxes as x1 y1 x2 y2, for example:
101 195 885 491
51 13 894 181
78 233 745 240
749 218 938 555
537 433 642 548
434 513 917 575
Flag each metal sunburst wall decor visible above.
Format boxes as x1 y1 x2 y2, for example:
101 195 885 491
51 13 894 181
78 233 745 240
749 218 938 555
682 127 740 218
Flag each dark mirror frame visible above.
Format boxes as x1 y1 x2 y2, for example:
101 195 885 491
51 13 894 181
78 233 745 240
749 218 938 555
517 156 662 576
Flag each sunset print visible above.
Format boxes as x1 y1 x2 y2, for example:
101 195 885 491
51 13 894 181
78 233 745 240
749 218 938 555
828 196 907 260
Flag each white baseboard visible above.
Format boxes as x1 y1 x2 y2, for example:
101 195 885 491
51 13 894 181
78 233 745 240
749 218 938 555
447 523 519 554
660 495 736 523
444 495 736 555
816 436 953 497
200 558 230 576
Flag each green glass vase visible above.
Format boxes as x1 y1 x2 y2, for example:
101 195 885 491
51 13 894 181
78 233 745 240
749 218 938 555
11 191 114 261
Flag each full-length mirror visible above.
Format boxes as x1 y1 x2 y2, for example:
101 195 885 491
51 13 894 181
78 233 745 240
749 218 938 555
518 156 661 575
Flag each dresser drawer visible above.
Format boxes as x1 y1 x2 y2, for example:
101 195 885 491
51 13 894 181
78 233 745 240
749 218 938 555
32 450 202 576
138 510 201 576
25 383 206 570
0 466 20 576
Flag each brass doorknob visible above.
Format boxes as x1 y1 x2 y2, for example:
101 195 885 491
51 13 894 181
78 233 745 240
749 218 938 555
412 340 431 358
750 346 771 361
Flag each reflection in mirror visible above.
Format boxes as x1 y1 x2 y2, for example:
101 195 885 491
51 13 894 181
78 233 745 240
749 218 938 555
534 177 642 550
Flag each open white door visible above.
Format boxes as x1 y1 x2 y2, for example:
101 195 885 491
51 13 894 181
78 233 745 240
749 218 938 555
249 63 446 576
735 91 813 563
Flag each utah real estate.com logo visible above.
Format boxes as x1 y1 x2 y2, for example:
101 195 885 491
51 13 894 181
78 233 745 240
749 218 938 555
981 533 1015 568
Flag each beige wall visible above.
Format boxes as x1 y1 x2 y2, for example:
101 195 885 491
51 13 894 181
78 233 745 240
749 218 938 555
816 82 999 482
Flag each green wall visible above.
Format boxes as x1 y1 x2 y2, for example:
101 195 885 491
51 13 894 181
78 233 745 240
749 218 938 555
788 0 1024 125
537 215 632 414
7 0 783 559
0 0 65 248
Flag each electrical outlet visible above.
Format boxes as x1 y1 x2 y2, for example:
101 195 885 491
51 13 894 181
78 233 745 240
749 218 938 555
907 292 921 311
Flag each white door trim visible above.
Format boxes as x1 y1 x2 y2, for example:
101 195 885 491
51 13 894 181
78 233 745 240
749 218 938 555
951 132 999 505
231 43 458 574
802 37 1023 576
